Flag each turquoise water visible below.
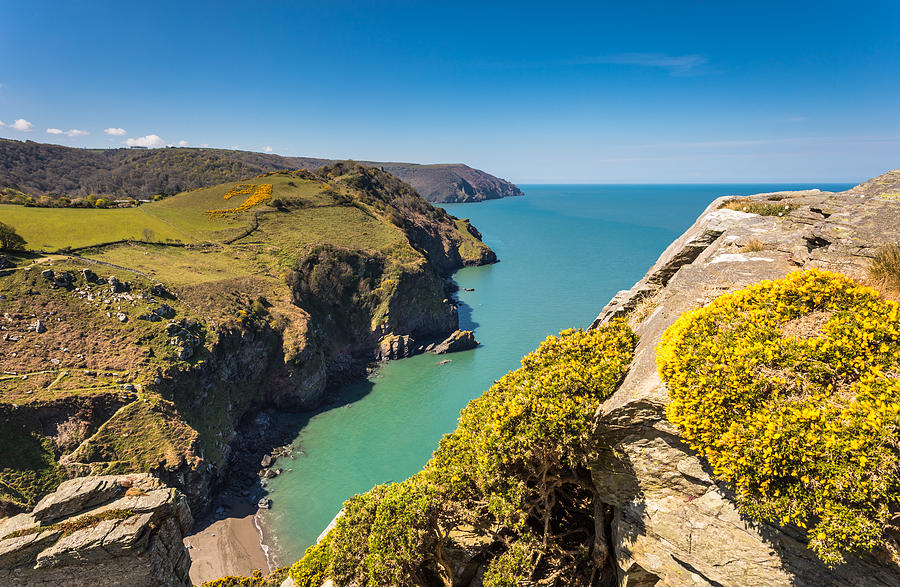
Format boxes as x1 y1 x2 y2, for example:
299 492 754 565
261 183 854 563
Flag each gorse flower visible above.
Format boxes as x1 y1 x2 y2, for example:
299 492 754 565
206 183 273 218
657 269 900 566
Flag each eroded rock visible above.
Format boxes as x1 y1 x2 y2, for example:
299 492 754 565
430 329 478 354
589 170 900 585
0 473 192 586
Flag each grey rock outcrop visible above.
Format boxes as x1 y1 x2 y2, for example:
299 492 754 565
376 333 416 360
589 171 900 585
430 330 478 354
0 474 193 586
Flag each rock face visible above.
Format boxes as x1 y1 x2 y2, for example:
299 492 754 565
589 171 900 585
0 473 193 586
430 330 478 354
377 162 524 203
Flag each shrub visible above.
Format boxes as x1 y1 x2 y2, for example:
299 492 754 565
869 243 900 293
290 323 636 585
720 198 793 216
657 269 900 566
0 221 26 251
741 237 767 252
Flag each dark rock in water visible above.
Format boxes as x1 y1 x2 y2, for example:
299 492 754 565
430 330 478 354
376 333 416 360
258 498 272 509
260 454 275 468
438 359 451 365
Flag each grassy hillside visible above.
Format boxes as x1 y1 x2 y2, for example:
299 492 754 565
0 163 496 514
0 138 522 204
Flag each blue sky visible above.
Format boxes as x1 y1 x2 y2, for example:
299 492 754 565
1 0 898 183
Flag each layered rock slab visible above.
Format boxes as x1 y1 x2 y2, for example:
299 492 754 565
0 473 193 586
590 171 900 586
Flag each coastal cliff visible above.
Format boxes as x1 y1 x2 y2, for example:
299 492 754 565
0 163 496 528
281 170 900 586
588 170 900 586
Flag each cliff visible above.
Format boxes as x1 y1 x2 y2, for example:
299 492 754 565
0 474 192 586
282 170 900 587
0 163 496 522
0 139 523 204
589 170 900 586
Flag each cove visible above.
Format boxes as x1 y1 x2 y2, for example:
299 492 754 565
260 183 854 563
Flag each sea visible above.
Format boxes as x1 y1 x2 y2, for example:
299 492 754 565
258 183 854 564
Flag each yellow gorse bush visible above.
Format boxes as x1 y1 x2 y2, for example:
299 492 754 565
290 322 636 586
657 269 900 566
206 183 273 218
222 184 255 200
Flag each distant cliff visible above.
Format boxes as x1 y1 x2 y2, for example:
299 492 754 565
0 139 522 204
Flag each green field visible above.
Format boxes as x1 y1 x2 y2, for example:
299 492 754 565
0 175 340 252
0 205 192 250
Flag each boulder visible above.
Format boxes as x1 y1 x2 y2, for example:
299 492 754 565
430 330 478 354
0 473 193 586
31 320 46 334
150 284 174 299
152 304 176 319
80 269 98 283
376 333 415 360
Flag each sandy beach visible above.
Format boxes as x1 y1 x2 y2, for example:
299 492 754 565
184 496 272 585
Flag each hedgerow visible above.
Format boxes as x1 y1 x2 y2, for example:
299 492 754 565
657 269 900 566
290 322 635 586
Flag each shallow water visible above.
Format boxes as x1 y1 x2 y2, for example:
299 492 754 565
261 183 853 563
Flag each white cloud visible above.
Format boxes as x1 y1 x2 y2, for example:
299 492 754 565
178 140 189 146
11 119 34 131
104 127 126 136
201 143 209 147
0 120 4 126
263 146 273 152
47 128 90 137
230 145 239 150
124 134 165 148
583 53 709 76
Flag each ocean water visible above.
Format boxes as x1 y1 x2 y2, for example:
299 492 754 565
260 183 854 563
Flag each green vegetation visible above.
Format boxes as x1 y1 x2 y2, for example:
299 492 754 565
0 405 68 513
0 220 26 251
290 323 635 586
66 399 199 475
0 205 190 250
0 162 496 515
719 197 794 216
0 138 521 204
869 243 900 293
200 569 290 587
657 269 900 566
